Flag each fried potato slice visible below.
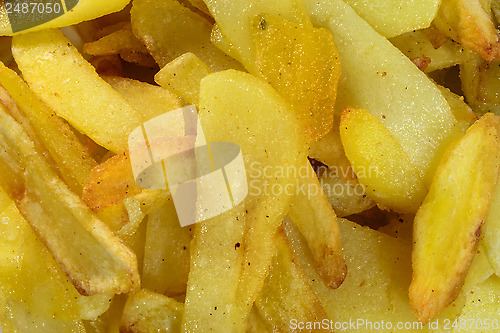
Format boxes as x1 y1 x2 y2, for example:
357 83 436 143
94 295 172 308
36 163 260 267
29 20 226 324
288 161 346 289
410 113 500 322
390 29 475 73
482 167 500 277
255 229 330 332
120 290 184 332
303 0 462 187
83 22 149 55
102 76 182 120
142 199 191 297
182 70 306 331
155 52 212 106
341 0 440 38
202 0 311 71
0 0 130 36
340 107 428 213
253 14 340 142
0 186 111 332
12 28 144 153
0 62 96 195
131 0 242 71
433 0 500 61
0 105 140 296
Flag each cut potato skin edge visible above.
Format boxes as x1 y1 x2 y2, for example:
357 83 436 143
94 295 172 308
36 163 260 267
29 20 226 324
410 113 500 323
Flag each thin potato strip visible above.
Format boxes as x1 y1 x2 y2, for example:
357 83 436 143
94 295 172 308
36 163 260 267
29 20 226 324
142 198 191 297
410 113 500 322
288 160 346 289
12 29 144 153
255 229 331 333
0 105 140 296
433 0 500 61
83 23 149 56
0 62 97 195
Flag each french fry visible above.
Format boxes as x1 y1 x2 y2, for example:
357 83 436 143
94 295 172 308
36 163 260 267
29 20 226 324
182 70 306 331
131 0 243 71
255 229 331 332
410 113 500 322
340 107 428 213
390 29 475 73
0 104 140 296
120 290 184 332
0 62 97 195
433 0 500 61
154 52 212 106
142 198 191 296
102 76 182 121
342 0 441 38
288 161 346 289
83 22 149 55
12 29 144 153
0 186 111 331
252 14 340 142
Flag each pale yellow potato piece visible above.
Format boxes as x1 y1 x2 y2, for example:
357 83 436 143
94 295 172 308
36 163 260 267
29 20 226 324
0 187 110 331
0 61 96 195
0 0 130 36
83 23 149 56
340 107 428 213
343 0 440 38
288 161 346 288
433 0 500 61
120 290 183 332
182 70 307 331
255 229 329 332
410 113 500 322
285 217 467 332
303 0 461 186
131 0 242 71
102 76 182 120
453 276 500 333
483 172 500 276
390 29 475 73
202 0 311 71
154 52 212 106
0 105 140 296
12 28 143 153
142 199 191 297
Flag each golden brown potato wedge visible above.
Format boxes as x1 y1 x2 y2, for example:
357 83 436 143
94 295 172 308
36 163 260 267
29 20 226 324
410 113 500 322
433 0 500 61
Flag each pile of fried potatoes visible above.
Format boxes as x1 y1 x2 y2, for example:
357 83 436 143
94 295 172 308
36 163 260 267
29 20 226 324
1 0 500 332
